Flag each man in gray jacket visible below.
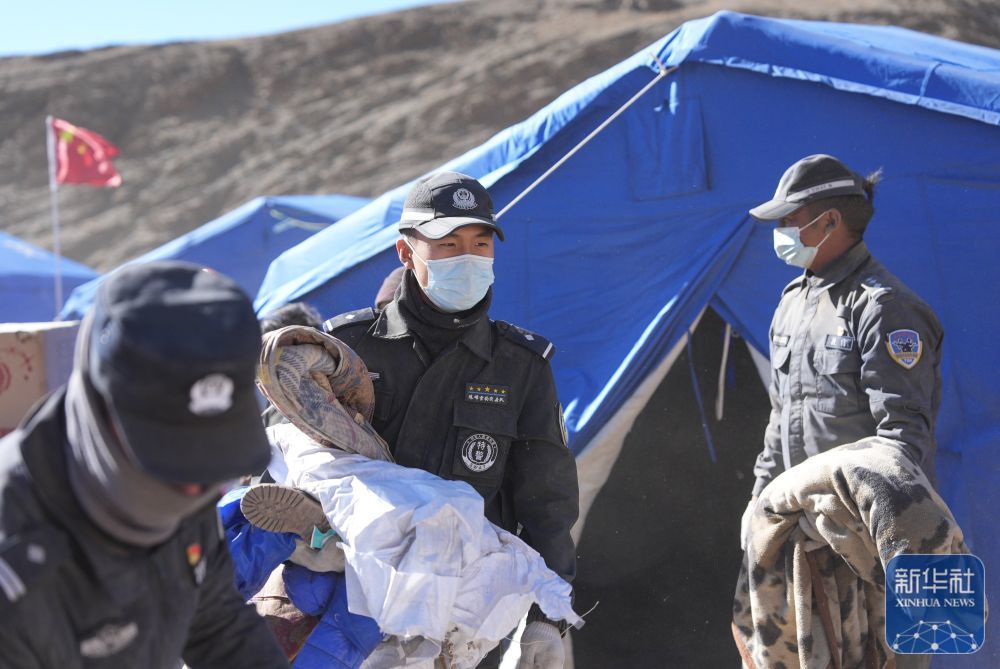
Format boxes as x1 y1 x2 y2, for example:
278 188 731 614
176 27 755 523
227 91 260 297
0 261 289 668
742 154 944 545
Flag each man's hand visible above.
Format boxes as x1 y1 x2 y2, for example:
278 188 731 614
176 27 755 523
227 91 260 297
516 621 564 669
740 496 758 551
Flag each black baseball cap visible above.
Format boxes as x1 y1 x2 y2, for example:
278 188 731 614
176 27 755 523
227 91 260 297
750 154 865 221
88 261 271 484
398 171 504 241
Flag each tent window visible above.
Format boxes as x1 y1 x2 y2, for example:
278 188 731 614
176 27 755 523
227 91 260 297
627 95 708 200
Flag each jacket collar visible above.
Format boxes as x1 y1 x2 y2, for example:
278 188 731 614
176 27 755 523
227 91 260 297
372 272 493 361
18 389 141 559
807 241 871 289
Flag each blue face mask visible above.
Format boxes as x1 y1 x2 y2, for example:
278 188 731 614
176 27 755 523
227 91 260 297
406 241 495 313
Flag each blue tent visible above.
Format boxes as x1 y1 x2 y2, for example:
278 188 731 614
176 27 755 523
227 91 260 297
60 194 369 319
258 12 1000 661
0 231 99 322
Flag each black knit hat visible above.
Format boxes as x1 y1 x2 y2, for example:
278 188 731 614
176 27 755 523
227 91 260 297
88 261 271 483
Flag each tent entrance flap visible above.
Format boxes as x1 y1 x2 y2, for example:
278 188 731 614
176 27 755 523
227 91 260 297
573 308 770 667
573 308 703 544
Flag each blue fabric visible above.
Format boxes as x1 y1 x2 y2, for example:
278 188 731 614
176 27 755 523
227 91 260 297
0 231 98 322
253 13 1000 664
217 487 297 600
217 489 379 668
59 194 368 319
284 565 382 669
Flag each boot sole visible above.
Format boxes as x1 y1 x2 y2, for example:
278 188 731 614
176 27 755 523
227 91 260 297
241 484 330 540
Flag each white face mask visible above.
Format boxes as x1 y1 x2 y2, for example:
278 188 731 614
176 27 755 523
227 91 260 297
406 240 495 313
773 209 834 269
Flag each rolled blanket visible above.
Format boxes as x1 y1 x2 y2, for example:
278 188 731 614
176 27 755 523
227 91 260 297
257 325 392 462
733 437 970 669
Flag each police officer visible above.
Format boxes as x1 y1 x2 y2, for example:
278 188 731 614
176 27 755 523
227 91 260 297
0 262 289 668
324 172 579 669
742 154 944 544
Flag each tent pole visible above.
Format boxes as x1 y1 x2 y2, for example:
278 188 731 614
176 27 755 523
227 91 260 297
715 323 732 421
496 59 678 220
45 115 63 320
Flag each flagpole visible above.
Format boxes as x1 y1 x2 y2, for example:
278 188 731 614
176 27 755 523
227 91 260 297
45 115 63 320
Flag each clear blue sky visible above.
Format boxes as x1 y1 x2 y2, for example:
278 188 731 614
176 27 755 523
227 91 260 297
2 0 461 57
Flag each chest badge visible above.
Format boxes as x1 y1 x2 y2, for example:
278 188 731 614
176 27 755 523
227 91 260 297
186 542 206 586
462 433 499 473
80 621 139 659
886 329 922 369
465 384 509 406
825 334 855 351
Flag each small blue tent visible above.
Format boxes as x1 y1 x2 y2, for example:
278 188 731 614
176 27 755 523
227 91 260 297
0 231 99 322
60 194 368 319
257 12 999 663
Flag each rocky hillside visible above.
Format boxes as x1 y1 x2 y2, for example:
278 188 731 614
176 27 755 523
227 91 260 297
1 0 997 270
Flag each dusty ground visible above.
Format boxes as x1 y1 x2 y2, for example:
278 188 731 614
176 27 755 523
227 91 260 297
1 0 998 271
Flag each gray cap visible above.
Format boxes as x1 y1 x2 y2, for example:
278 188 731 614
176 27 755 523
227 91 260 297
750 154 865 221
398 171 504 241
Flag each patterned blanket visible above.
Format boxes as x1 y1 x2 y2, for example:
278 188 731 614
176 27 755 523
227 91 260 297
257 326 392 462
733 437 970 669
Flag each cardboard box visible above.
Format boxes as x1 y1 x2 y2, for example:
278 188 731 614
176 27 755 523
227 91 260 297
0 321 79 437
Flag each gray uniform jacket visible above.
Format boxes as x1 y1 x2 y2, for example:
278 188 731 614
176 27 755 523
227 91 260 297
325 299 579 585
0 390 289 669
753 241 943 496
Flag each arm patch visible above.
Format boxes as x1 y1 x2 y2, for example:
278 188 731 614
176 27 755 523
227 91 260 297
495 320 555 361
323 307 377 334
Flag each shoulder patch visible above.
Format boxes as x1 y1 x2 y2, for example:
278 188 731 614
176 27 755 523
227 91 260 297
860 274 894 301
323 307 377 333
495 320 555 361
886 329 922 369
0 526 69 612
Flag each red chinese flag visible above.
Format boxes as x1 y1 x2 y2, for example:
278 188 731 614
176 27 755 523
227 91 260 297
50 117 122 187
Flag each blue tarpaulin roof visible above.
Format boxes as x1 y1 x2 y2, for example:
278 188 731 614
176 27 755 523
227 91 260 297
258 12 999 658
0 231 98 323
60 194 369 319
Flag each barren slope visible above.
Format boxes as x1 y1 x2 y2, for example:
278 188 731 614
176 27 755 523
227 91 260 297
1 0 997 270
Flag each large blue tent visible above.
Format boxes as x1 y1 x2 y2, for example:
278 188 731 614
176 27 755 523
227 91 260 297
258 12 1000 662
0 231 99 323
61 194 369 319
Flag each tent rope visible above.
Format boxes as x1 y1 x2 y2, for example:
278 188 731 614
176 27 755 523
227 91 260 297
686 329 718 463
496 55 678 220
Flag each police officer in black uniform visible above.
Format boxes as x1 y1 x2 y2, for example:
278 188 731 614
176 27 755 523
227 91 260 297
325 172 578 669
741 155 944 546
0 262 288 668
